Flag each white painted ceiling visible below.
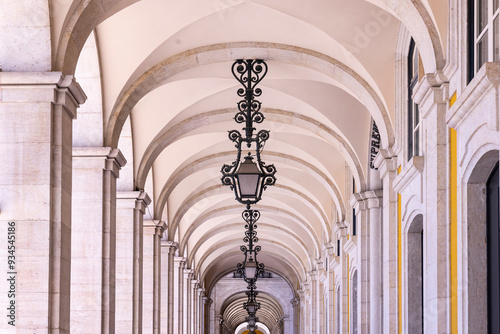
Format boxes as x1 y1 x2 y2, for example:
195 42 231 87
59 0 447 328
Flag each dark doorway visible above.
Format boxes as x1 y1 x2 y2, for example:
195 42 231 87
487 163 500 333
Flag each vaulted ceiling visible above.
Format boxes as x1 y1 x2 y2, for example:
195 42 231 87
50 0 447 328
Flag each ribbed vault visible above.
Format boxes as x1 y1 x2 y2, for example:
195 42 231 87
221 291 284 332
57 0 450 329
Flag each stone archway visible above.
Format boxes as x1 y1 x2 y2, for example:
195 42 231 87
466 150 499 333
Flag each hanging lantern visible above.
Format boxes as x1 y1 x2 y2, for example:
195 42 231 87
221 59 276 208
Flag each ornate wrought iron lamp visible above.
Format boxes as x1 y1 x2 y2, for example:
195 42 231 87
244 284 260 334
221 59 277 208
236 209 265 286
244 285 260 315
246 312 259 333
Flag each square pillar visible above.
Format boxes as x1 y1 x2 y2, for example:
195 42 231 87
203 297 213 334
143 220 166 334
414 74 450 334
71 147 126 333
191 279 199 334
366 192 383 334
374 149 398 333
184 269 194 334
161 241 178 334
0 73 85 332
309 270 319 333
116 191 151 333
298 289 305 333
174 257 186 333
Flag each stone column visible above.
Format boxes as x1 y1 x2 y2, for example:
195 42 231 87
283 312 292 333
71 147 126 333
0 73 85 332
327 247 335 334
197 287 204 334
115 191 151 334
303 283 311 332
161 241 178 334
340 227 349 334
134 192 151 334
204 297 213 334
191 279 199 334
174 257 186 333
143 220 166 334
320 279 325 334
298 289 305 334
214 314 222 334
291 298 300 334
374 149 398 333
309 271 318 333
351 190 382 334
184 269 194 334
366 191 383 334
414 74 450 334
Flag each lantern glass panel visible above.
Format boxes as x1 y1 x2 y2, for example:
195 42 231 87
247 302 256 314
238 174 260 197
236 155 261 197
245 259 257 279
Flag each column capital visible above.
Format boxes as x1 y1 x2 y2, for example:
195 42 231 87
350 190 384 210
334 220 349 231
155 222 166 237
325 244 335 257
73 147 126 178
161 240 178 253
413 71 449 115
135 190 151 213
373 148 398 178
350 193 365 211
0 72 86 117
314 259 323 271
174 256 187 268
117 191 151 212
308 270 318 281
204 297 213 307
105 149 127 177
291 297 300 306
184 268 194 278
143 220 167 238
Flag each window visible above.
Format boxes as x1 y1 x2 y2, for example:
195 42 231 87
352 208 357 236
408 39 420 160
469 0 500 81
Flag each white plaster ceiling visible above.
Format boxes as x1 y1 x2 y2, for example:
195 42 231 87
66 0 448 323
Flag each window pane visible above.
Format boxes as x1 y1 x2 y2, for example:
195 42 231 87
414 104 420 128
478 31 489 70
478 0 489 36
414 128 420 156
495 0 499 12
495 16 500 61
413 47 419 77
